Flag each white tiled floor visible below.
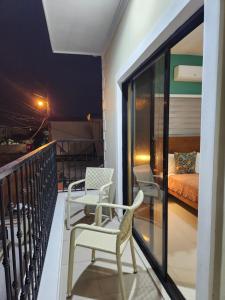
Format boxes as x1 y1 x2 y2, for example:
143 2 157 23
133 197 197 300
59 196 164 300
168 199 197 299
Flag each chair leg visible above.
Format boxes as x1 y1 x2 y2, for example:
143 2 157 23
84 205 90 216
130 236 137 273
109 207 113 221
67 233 75 297
66 201 70 230
116 253 126 300
91 249 96 262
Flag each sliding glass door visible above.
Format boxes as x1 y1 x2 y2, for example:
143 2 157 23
123 9 203 300
126 52 169 274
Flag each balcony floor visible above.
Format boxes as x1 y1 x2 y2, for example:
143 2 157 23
59 192 165 300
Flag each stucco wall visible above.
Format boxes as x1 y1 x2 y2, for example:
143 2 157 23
50 120 102 141
103 0 177 170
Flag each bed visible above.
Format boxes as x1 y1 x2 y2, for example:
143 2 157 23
168 173 199 209
168 136 200 210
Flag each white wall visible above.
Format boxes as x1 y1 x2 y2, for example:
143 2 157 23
103 0 174 173
197 1 225 299
218 7 225 298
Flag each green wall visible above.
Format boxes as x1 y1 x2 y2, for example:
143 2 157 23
170 54 203 95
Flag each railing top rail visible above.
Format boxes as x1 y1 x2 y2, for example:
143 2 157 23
56 139 102 142
0 140 56 180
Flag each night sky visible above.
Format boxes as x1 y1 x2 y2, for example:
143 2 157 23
0 0 102 126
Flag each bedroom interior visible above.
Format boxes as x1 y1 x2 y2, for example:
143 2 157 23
131 22 203 299
167 23 202 298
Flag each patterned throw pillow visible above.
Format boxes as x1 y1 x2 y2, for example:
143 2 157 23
174 152 197 174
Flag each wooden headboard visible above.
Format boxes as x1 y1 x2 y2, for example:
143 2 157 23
169 136 200 153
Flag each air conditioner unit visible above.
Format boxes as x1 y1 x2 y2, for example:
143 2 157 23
174 65 202 82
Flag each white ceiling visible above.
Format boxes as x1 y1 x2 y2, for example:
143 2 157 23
42 0 128 56
171 24 203 55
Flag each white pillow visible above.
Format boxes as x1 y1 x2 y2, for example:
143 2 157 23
195 152 200 173
168 153 176 175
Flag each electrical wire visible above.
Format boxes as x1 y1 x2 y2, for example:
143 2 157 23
30 118 47 140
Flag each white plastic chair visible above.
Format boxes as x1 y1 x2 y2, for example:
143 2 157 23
66 167 114 229
67 190 144 300
133 164 161 199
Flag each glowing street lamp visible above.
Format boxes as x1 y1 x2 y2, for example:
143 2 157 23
34 94 50 116
37 99 45 108
32 93 51 143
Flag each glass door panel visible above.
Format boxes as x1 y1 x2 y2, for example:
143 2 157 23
151 56 166 266
128 53 168 270
127 83 133 205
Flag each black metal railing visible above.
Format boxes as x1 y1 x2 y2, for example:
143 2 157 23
0 141 57 300
56 139 103 191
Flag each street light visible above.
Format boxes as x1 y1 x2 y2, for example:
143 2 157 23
32 93 51 143
37 99 45 108
33 93 50 116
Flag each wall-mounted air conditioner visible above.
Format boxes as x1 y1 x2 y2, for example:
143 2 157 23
174 65 202 82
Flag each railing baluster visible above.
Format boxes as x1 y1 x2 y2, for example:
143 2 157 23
68 141 71 186
62 141 65 192
19 165 31 299
37 155 44 270
29 160 38 296
34 158 41 286
25 162 35 298
7 175 19 299
0 179 12 300
15 169 26 299
40 152 47 259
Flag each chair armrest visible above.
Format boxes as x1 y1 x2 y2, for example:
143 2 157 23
73 223 120 235
137 180 161 199
68 179 85 196
94 203 132 226
152 175 162 178
98 181 113 202
96 202 132 211
137 180 160 189
99 181 113 192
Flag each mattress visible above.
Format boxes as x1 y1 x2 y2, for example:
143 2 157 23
168 173 199 204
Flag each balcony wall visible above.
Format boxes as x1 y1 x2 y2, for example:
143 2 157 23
38 193 66 300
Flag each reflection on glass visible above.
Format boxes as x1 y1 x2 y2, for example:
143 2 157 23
129 55 165 266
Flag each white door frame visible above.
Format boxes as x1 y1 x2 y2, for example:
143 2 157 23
114 0 224 299
197 1 225 299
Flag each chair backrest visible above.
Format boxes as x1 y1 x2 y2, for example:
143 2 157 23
119 191 144 244
85 167 114 190
133 164 154 184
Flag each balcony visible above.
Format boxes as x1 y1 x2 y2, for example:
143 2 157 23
0 141 166 300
